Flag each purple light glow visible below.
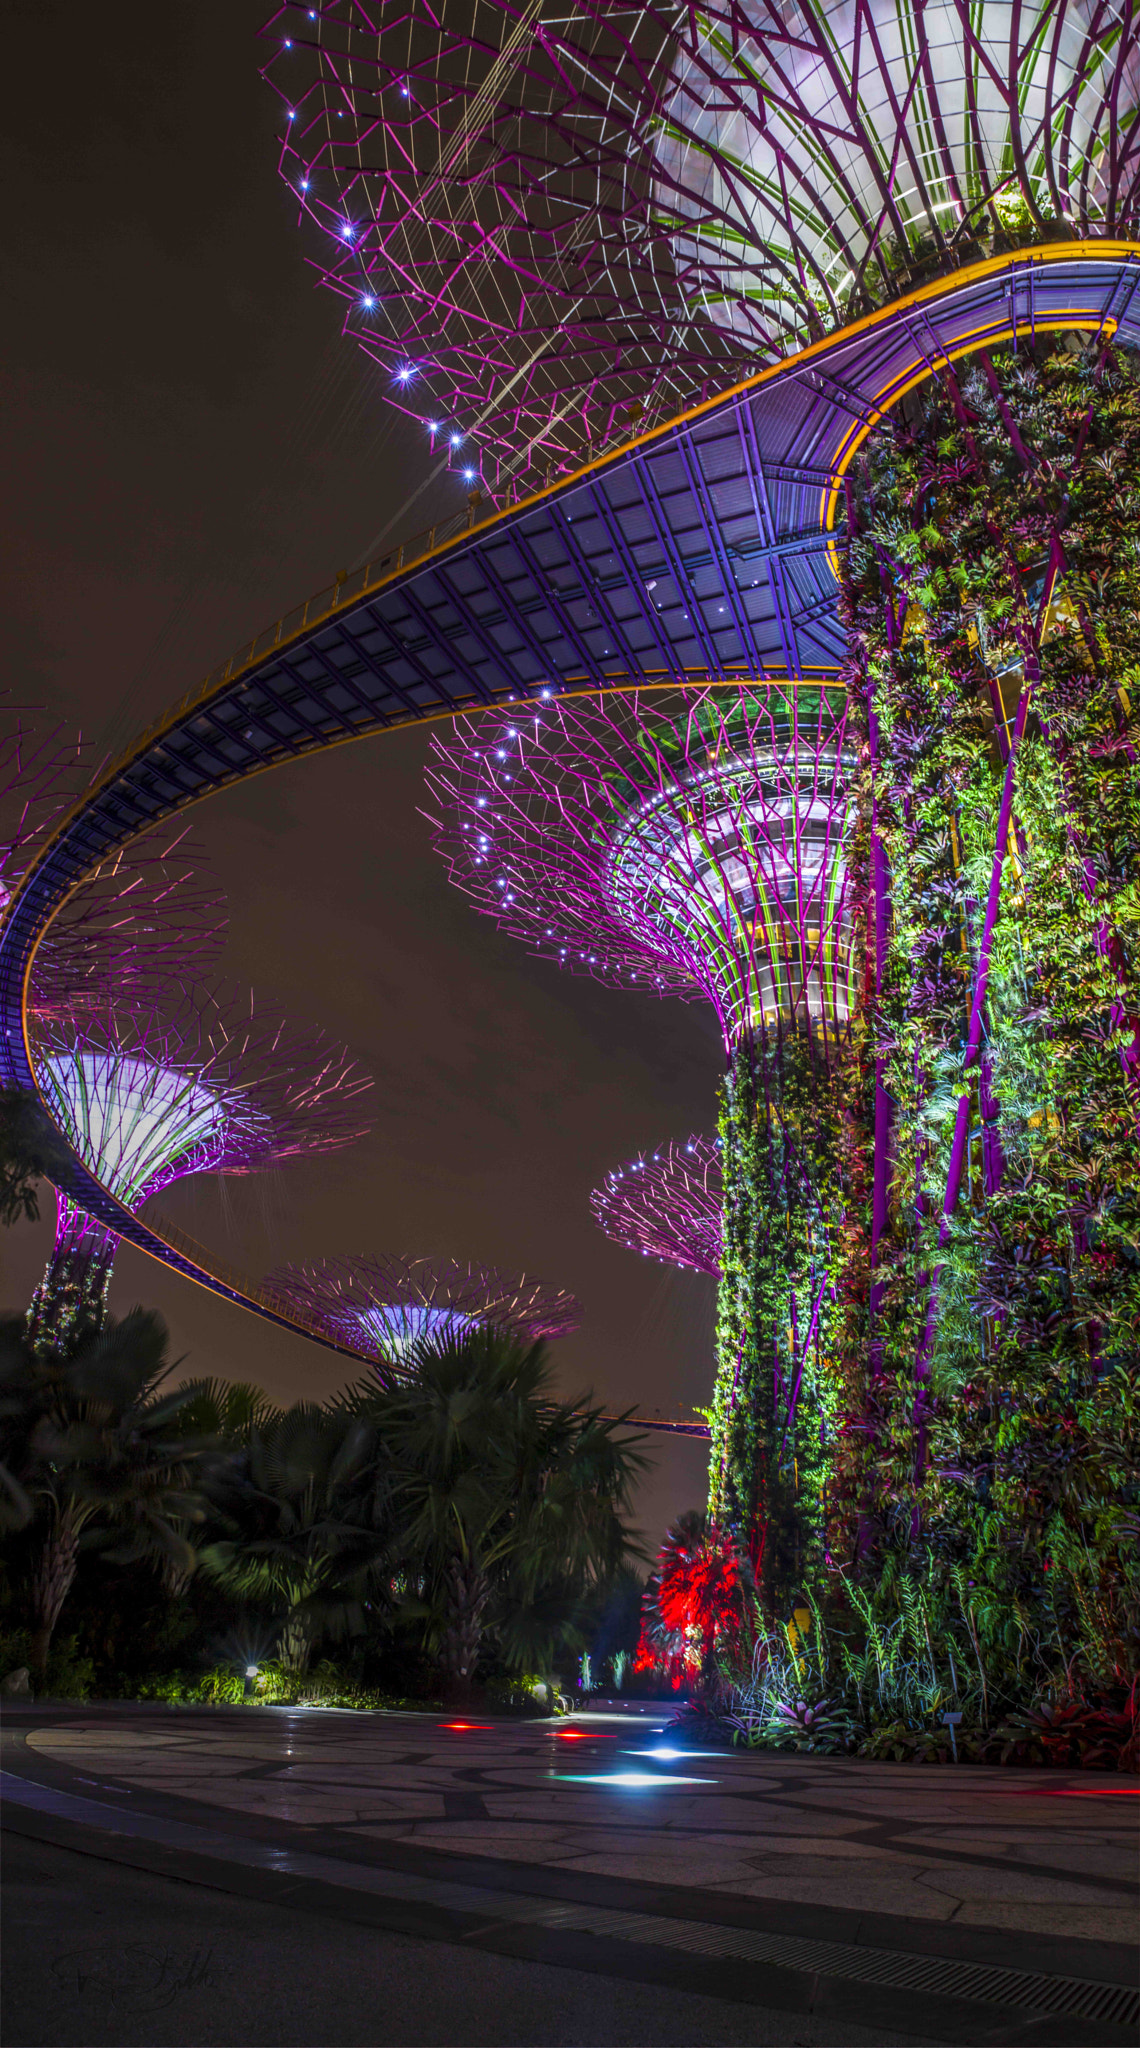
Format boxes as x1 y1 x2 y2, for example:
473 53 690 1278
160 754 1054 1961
25 984 373 1347
266 1252 580 1377
592 1135 722 1277
427 685 855 1050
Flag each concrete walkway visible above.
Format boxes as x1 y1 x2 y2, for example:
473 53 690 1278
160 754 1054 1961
2 1702 1136 2046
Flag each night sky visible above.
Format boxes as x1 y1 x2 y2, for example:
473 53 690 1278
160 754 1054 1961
2 0 719 1541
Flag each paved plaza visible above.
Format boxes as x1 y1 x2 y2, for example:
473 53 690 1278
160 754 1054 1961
2 1703 1137 2045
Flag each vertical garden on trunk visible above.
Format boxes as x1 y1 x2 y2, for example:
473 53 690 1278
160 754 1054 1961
843 335 1140 1677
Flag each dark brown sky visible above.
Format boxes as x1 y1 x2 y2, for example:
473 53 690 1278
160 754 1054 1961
1 0 719 1540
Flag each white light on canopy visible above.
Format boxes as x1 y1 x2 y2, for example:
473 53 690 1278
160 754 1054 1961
38 1050 265 1207
606 750 854 1037
655 0 1139 344
347 1302 477 1359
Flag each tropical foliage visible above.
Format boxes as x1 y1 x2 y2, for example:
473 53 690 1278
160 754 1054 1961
361 1329 645 1696
0 1315 645 1700
838 334 1140 1695
0 1309 207 1678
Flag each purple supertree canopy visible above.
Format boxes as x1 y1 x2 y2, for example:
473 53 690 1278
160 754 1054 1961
30 982 374 1210
29 821 228 1019
25 982 372 1348
427 684 855 1048
266 1252 580 1374
0 713 81 892
0 710 227 1017
261 0 1139 496
591 1135 722 1278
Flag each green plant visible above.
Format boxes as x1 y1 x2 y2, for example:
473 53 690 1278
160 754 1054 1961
841 336 1140 1682
198 1402 393 1674
0 1309 210 1679
360 1327 645 1698
0 1627 93 1699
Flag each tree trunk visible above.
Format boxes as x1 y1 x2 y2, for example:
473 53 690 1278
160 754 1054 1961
29 1514 79 1682
277 1609 314 1675
442 1556 489 1700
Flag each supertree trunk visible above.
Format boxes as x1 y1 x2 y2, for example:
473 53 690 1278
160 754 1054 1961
26 1196 116 1353
845 337 1140 1663
708 1025 838 1617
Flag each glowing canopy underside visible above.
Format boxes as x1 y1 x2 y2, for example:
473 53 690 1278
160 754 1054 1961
428 685 855 1045
263 0 1140 490
592 1135 723 1277
268 1252 581 1378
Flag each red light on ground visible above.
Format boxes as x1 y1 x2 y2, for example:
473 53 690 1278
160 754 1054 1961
438 1721 493 1731
1041 1788 1140 1797
1000 1786 1139 1798
555 1728 613 1740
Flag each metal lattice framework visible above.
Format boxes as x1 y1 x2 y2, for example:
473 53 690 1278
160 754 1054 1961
269 1252 580 1379
261 0 1140 492
427 684 855 1046
29 823 227 1020
26 986 373 1345
591 1134 722 1276
33 985 373 1199
0 710 227 1019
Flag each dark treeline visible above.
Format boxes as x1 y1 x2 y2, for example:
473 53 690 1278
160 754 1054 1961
0 1305 647 1706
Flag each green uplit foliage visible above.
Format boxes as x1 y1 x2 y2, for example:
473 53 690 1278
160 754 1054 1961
197 1402 393 1676
355 1328 646 1696
707 1026 839 1614
840 334 1140 1692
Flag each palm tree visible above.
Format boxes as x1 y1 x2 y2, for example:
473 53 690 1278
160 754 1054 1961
158 1377 282 1598
197 1402 393 1673
0 1309 209 1680
362 1328 646 1699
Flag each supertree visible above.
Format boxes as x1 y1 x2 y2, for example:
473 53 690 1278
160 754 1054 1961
0 708 227 1017
267 1252 580 1381
591 1135 722 1278
268 1 1140 1655
262 1 1140 496
429 683 856 1608
25 987 373 1349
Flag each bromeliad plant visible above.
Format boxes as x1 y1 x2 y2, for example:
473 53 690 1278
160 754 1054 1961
638 1510 754 1684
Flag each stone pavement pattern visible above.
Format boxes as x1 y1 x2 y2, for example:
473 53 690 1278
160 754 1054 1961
20 1706 1138 1944
3 1829 934 2048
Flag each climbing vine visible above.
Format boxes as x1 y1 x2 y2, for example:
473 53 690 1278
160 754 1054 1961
708 1024 839 1617
840 336 1140 1686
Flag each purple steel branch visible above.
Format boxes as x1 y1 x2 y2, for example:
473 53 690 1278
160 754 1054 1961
260 0 1140 499
267 1251 580 1377
0 709 227 1016
426 685 855 1050
591 1135 722 1276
